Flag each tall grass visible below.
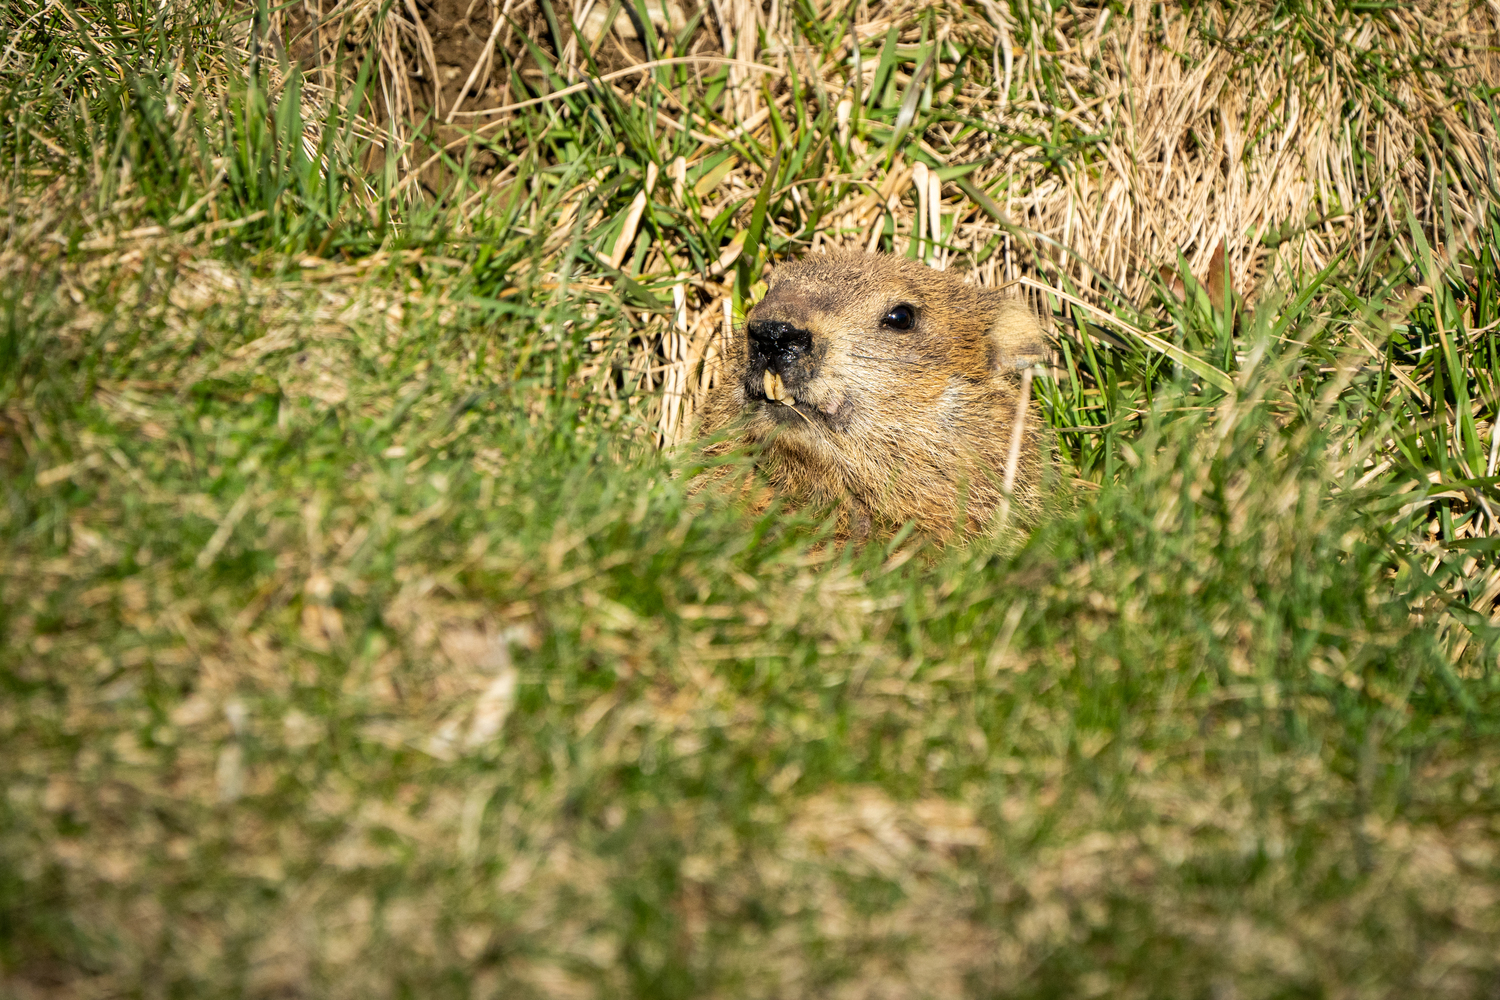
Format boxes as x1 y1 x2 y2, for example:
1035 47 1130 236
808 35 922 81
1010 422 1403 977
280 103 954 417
2 0 1499 996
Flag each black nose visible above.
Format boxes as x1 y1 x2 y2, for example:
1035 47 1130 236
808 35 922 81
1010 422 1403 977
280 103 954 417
746 320 813 373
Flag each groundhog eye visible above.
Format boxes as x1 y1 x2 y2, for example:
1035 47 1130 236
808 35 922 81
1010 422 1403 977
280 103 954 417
881 304 915 330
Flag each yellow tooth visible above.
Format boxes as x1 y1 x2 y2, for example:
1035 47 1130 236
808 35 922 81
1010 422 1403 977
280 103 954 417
762 370 797 407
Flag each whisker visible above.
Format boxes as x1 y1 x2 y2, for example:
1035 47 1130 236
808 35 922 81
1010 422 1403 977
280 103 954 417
848 353 921 364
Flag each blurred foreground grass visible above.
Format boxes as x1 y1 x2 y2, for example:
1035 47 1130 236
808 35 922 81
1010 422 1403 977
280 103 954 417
3 0 1500 996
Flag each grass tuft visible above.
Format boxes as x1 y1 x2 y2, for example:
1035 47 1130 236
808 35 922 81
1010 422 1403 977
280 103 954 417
2 0 1499 996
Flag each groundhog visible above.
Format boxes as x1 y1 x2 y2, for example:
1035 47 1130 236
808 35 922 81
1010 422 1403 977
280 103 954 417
699 251 1050 536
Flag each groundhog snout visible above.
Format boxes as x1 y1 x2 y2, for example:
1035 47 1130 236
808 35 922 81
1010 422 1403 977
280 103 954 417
746 320 813 375
744 319 820 404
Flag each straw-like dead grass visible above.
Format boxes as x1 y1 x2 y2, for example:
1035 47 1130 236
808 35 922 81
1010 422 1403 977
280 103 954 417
332 0 1500 441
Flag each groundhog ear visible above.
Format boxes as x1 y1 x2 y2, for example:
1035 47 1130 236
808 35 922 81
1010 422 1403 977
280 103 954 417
984 293 1050 371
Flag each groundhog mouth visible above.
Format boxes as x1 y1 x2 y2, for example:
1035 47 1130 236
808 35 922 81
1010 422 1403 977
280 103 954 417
756 398 817 426
760 369 797 405
739 320 850 428
743 372 846 431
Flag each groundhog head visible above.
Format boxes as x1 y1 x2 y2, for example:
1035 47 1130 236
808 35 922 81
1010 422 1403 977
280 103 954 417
702 251 1049 535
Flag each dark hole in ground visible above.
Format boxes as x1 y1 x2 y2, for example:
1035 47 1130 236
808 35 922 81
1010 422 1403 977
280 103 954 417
277 0 725 196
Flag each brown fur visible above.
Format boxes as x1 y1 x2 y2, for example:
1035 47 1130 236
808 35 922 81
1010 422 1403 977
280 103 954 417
699 251 1049 536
